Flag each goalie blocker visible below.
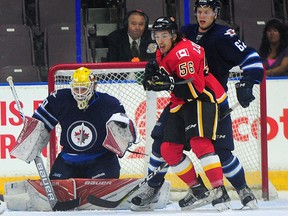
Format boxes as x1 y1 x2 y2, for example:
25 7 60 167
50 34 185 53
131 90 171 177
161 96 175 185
11 116 50 163
103 113 137 157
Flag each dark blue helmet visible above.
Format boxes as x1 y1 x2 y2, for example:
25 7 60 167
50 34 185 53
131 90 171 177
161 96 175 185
194 0 221 16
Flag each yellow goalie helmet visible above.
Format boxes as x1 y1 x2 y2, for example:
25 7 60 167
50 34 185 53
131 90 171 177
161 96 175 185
70 67 96 109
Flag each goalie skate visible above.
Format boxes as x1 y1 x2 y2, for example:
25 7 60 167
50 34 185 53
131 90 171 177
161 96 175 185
130 185 161 211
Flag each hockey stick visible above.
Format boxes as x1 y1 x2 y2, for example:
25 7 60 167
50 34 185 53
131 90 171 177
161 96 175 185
87 101 239 209
154 77 193 85
87 162 168 208
6 76 80 211
219 102 241 121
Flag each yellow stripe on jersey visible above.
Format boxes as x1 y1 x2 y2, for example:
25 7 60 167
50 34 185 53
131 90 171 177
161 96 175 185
212 103 218 140
187 82 198 98
202 89 215 103
197 101 204 137
170 104 183 113
216 93 227 104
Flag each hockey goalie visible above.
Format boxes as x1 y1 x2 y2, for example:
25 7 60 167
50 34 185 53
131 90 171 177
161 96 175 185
3 67 170 211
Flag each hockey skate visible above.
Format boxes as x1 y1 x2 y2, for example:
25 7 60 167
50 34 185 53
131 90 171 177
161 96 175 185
179 177 212 210
237 186 258 209
130 185 161 211
211 185 231 212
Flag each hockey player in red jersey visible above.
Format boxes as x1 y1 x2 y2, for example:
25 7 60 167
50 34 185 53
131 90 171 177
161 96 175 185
132 0 261 212
131 16 231 211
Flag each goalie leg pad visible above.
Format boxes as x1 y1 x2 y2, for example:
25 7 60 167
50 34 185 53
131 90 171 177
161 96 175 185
4 179 76 211
10 116 50 163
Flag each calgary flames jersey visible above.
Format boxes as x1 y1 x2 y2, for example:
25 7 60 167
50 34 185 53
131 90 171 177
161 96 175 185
155 38 226 110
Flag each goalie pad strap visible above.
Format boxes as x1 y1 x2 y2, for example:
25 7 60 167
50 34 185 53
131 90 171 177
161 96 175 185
10 116 50 163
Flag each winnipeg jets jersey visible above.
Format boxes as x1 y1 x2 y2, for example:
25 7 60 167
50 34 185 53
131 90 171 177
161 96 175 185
181 23 264 90
33 89 125 156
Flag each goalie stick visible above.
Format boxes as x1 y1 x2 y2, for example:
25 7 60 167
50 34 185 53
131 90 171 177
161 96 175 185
6 76 80 211
87 162 168 208
87 102 240 208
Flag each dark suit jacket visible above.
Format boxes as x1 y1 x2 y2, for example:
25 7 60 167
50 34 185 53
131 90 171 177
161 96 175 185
107 28 156 62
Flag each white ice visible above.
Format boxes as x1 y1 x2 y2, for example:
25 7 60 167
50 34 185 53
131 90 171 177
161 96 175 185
1 191 288 216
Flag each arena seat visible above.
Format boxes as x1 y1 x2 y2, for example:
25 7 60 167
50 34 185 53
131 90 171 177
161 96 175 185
0 24 35 67
240 17 272 50
44 23 91 68
0 0 26 25
232 0 274 25
0 65 41 83
230 0 274 49
35 0 76 33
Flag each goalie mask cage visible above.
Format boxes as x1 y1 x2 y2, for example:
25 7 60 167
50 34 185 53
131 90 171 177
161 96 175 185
47 62 275 200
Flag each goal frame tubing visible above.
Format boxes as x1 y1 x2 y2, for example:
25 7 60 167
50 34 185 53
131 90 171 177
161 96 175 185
47 62 269 200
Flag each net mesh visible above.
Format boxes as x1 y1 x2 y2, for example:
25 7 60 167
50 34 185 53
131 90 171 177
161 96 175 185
48 63 276 199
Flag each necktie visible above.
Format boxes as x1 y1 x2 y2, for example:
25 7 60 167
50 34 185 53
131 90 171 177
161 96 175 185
131 40 139 57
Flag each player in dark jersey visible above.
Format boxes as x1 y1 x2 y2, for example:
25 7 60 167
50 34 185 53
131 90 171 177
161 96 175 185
131 16 231 212
180 0 263 209
131 0 263 211
31 67 136 180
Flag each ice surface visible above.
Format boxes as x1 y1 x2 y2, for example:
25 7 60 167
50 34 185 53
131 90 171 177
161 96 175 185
1 191 288 216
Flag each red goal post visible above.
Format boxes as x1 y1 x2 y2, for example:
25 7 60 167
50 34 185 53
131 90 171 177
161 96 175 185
47 62 273 200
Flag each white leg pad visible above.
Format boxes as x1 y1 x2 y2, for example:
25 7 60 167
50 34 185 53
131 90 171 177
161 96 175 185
4 180 50 211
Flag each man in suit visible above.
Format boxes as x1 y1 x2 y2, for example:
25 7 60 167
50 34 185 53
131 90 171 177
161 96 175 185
107 10 156 62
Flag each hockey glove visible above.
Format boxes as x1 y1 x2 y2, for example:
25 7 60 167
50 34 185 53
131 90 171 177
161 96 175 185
142 60 160 90
235 80 255 108
145 74 175 92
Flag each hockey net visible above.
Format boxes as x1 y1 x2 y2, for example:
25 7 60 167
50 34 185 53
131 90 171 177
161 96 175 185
47 62 276 200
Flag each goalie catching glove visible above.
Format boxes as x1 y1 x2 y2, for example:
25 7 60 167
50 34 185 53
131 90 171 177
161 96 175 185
235 80 255 108
10 116 50 163
102 113 137 158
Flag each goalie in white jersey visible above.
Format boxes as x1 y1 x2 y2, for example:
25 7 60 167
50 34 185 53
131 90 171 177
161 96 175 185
11 67 137 180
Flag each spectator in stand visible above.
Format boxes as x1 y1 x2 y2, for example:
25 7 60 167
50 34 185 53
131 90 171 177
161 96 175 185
107 10 156 62
259 19 288 76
